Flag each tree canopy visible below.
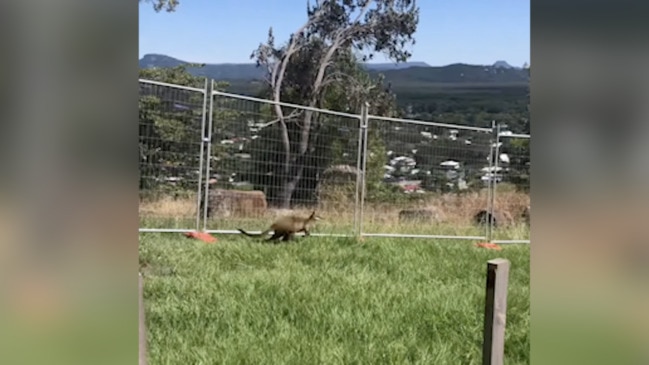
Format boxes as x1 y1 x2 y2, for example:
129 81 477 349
250 0 420 208
139 0 179 12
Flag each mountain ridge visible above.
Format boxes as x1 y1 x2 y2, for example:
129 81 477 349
139 53 529 85
139 53 432 72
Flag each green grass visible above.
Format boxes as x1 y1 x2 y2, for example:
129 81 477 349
139 216 530 243
140 233 530 365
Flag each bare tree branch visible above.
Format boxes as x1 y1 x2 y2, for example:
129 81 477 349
263 7 327 178
258 109 304 129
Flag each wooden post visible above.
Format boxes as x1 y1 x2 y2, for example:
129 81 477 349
482 258 510 365
139 273 148 365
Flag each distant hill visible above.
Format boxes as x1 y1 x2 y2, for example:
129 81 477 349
139 54 432 80
364 61 431 71
492 60 516 69
140 54 528 84
139 53 530 99
139 54 261 79
370 63 529 87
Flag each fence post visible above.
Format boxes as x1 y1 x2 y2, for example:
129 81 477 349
357 102 370 240
482 258 510 365
487 122 502 242
490 123 502 241
485 121 496 241
201 80 215 231
353 113 364 238
195 78 209 231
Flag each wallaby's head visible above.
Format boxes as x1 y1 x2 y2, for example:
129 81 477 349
309 210 324 221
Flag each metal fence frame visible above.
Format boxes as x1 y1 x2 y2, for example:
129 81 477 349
490 129 531 244
361 114 495 241
138 78 209 232
201 82 363 235
138 78 530 244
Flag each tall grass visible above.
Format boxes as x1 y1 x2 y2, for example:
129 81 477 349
139 186 530 241
140 233 530 364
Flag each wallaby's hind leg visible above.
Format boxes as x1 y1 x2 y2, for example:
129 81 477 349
267 231 283 242
282 232 295 242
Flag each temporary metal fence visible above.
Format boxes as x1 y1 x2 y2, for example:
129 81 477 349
201 89 363 237
138 78 530 244
360 115 494 241
489 127 531 244
139 79 208 231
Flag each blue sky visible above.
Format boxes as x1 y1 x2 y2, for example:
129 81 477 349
139 0 529 67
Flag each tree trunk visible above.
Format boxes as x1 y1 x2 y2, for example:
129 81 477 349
274 37 336 208
277 109 314 209
278 164 305 209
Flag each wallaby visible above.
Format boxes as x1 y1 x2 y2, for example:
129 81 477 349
237 210 323 242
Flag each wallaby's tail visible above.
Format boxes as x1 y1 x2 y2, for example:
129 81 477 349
237 228 270 237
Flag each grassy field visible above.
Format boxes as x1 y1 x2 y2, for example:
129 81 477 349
139 232 530 364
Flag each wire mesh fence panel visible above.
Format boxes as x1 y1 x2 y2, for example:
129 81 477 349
360 116 494 239
139 80 207 231
491 131 530 243
202 91 362 236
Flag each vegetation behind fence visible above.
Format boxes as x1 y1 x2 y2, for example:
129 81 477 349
138 77 529 242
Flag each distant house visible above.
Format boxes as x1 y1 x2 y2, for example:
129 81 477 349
440 160 460 169
481 166 504 173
